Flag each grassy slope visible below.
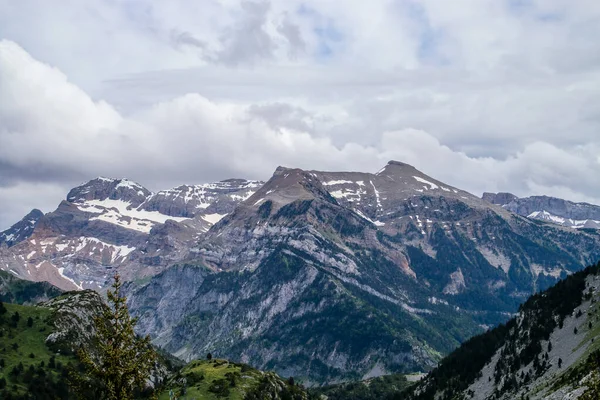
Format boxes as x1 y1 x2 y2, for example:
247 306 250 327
159 359 266 400
0 302 74 396
158 359 306 400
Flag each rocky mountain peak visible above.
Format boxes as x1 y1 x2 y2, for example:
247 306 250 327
482 192 519 205
375 160 417 175
67 177 151 207
248 167 335 210
0 208 44 247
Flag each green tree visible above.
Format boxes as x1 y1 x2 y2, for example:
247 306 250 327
70 274 157 400
11 311 19 323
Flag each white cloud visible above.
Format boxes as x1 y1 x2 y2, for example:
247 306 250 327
1 1 600 229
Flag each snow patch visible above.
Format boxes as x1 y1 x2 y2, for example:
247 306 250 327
55 243 69 252
413 176 439 190
322 180 354 186
57 267 83 290
202 213 227 224
354 209 385 226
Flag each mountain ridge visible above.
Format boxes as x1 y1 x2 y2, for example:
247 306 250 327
121 163 600 384
483 192 600 230
2 163 600 385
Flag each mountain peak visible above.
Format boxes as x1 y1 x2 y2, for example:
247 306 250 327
482 192 519 206
67 177 151 206
0 208 44 247
273 166 294 176
376 160 417 176
387 160 414 168
245 166 335 211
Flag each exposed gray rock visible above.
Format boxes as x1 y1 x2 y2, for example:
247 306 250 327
41 290 107 353
0 208 43 247
67 177 151 206
482 192 518 206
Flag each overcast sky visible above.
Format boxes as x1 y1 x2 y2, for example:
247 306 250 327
1 0 600 230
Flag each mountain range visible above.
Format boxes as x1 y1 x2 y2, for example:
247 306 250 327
2 161 600 385
483 192 600 230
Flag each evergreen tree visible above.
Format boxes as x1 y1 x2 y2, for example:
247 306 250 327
70 274 157 400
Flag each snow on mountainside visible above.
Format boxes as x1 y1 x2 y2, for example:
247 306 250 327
0 177 263 291
483 192 600 230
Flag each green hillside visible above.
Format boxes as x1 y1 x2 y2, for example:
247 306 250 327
0 301 75 399
310 373 413 400
158 359 308 400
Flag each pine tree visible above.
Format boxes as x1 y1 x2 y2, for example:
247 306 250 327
70 274 157 400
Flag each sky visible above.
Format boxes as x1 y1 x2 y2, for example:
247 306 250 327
1 0 600 230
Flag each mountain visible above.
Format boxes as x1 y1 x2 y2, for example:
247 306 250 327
0 270 63 304
3 162 600 385
124 162 600 385
0 177 263 291
0 209 43 247
407 261 600 400
483 192 600 230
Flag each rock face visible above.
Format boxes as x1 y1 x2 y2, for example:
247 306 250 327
483 192 600 229
0 208 43 247
482 192 518 206
0 177 263 290
125 162 600 385
41 290 108 354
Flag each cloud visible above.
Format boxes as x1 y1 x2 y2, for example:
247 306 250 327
0 182 68 233
1 1 600 229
